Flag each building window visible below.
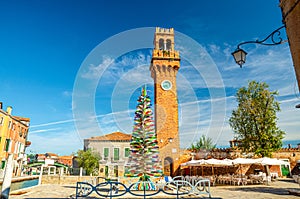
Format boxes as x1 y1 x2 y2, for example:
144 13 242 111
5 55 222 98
0 117 3 125
113 148 119 161
114 165 118 177
104 148 109 160
105 166 108 177
19 143 24 153
124 148 130 158
166 39 172 50
1 161 5 169
5 139 10 152
159 38 164 50
14 142 19 153
19 127 23 137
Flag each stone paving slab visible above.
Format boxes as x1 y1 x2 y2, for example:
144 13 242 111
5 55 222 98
9 178 300 199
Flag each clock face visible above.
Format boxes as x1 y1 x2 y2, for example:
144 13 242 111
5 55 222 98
161 80 172 91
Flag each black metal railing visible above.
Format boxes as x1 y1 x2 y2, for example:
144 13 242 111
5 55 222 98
75 177 211 199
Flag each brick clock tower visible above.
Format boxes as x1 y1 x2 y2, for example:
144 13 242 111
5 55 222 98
150 27 180 176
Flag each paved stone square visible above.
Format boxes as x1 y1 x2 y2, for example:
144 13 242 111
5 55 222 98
9 178 300 199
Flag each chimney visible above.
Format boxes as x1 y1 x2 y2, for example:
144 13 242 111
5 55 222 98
6 106 12 115
0 102 2 109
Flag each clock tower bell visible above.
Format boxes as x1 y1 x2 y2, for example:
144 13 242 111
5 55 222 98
150 27 180 176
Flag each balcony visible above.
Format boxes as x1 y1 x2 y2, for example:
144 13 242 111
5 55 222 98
152 49 180 59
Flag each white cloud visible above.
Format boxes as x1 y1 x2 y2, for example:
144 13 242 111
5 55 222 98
82 51 152 86
33 39 300 155
29 128 61 134
30 119 74 128
80 56 115 80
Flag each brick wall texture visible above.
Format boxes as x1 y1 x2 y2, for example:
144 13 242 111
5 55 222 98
280 0 300 91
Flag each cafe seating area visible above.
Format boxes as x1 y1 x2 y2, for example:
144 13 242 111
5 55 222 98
172 172 273 187
179 157 287 187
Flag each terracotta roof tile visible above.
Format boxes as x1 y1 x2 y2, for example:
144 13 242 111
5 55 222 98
58 155 74 159
45 153 59 157
90 132 131 141
12 116 30 122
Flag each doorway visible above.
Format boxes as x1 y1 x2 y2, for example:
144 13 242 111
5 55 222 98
164 157 173 176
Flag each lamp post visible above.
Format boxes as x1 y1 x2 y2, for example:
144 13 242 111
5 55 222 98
232 25 287 68
232 25 300 108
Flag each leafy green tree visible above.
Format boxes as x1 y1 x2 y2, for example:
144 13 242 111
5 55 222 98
190 135 216 151
76 149 100 175
229 81 285 157
26 153 36 163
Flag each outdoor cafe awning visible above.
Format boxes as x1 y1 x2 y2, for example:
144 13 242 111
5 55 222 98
181 157 289 167
255 157 289 166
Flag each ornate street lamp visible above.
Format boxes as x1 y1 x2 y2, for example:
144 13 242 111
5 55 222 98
232 25 286 68
232 25 300 108
232 48 247 68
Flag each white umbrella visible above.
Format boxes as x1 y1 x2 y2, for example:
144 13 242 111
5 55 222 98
232 158 258 165
205 158 233 166
201 159 234 176
231 158 258 177
255 157 289 166
180 159 206 176
181 159 206 166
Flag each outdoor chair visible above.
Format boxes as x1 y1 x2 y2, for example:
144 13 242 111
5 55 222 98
184 175 190 182
189 176 198 186
249 174 263 184
232 175 247 186
216 175 223 184
218 174 231 185
207 176 216 186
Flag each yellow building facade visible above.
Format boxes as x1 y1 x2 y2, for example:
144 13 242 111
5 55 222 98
0 103 30 176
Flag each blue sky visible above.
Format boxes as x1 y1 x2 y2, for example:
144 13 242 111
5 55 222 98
0 1 299 155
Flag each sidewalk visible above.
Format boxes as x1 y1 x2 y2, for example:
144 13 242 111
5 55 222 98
9 178 300 199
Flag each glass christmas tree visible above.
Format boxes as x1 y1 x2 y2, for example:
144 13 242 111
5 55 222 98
127 86 162 180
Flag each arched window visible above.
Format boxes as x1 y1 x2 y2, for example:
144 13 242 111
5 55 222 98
159 39 164 50
166 39 172 50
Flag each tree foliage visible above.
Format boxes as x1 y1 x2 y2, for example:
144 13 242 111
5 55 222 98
190 135 216 151
76 149 100 175
229 81 285 157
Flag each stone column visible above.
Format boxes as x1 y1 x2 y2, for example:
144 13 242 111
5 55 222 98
1 154 14 199
60 167 64 176
38 165 44 185
79 167 83 177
